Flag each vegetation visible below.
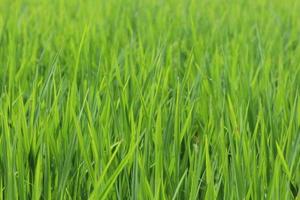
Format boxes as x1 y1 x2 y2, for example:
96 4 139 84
0 0 299 199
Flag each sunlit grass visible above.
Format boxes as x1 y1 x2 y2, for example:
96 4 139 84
0 0 299 199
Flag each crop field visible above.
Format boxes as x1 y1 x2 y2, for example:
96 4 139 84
0 0 300 199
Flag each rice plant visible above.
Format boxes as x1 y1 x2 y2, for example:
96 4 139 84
0 0 299 199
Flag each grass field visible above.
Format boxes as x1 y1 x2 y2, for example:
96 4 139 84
0 0 300 199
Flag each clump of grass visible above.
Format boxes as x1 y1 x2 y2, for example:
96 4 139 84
0 0 299 199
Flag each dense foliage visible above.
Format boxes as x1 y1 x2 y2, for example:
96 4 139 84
0 0 299 199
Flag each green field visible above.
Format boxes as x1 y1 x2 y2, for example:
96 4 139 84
0 0 299 199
